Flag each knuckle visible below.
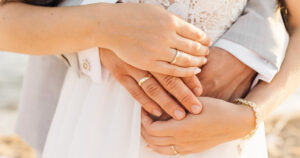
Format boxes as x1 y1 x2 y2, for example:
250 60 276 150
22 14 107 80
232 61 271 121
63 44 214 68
193 43 202 54
194 31 203 40
141 101 154 109
183 77 194 85
180 94 194 104
201 46 209 55
161 102 175 112
164 15 177 27
161 75 179 90
144 83 160 97
129 88 143 99
167 67 178 76
183 54 193 65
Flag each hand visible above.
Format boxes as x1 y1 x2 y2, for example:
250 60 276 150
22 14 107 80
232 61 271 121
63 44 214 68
100 48 204 120
197 47 256 102
141 97 256 155
93 3 210 77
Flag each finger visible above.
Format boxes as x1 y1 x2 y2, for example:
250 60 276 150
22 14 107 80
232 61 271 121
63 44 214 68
147 144 184 156
172 51 207 68
150 61 201 77
141 110 174 137
116 74 163 117
174 35 209 56
130 71 186 120
141 126 173 146
153 49 207 68
141 109 154 127
175 18 211 46
182 76 203 96
153 73 203 114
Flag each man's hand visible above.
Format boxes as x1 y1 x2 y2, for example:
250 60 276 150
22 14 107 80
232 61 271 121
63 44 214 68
197 47 256 102
100 48 204 120
141 97 256 155
92 3 210 77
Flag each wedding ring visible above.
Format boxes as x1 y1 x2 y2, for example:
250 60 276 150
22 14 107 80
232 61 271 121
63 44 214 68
170 145 179 155
170 50 181 64
138 75 152 86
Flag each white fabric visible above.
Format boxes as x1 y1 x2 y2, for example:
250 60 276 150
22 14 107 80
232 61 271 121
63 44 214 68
214 39 278 83
43 70 268 158
43 0 268 158
77 0 267 84
77 48 102 82
76 0 119 83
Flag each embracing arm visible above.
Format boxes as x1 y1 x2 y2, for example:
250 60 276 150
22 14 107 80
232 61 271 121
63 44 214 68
215 0 288 82
198 0 289 102
0 2 210 77
245 0 300 120
0 2 101 55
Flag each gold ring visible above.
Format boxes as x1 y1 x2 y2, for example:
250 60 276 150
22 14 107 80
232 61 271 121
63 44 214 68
170 50 181 64
138 75 152 86
170 145 179 155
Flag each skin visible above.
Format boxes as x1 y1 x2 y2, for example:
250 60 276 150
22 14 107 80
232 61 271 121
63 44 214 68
141 1 300 155
199 47 256 102
100 47 256 121
100 48 204 120
0 2 210 77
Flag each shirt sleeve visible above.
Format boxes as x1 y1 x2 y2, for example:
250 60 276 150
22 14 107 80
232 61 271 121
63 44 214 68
214 39 278 83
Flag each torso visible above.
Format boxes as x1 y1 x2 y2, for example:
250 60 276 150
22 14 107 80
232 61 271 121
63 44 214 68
123 0 247 42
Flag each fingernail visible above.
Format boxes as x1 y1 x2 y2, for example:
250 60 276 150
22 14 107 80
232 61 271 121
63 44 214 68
193 87 202 96
174 110 185 119
194 68 201 74
191 105 202 114
203 58 207 64
153 109 162 117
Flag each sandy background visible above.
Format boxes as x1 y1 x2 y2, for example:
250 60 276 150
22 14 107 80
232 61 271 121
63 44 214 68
0 52 300 158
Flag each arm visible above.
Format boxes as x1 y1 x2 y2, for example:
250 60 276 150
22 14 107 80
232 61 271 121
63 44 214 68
245 0 300 120
214 0 289 82
0 2 210 77
140 2 300 155
0 2 98 55
198 0 289 101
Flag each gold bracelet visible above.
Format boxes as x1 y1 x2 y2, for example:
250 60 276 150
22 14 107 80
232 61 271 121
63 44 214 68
234 98 262 140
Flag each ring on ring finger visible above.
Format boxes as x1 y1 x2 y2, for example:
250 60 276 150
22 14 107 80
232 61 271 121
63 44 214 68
138 75 152 86
170 50 181 65
170 145 180 155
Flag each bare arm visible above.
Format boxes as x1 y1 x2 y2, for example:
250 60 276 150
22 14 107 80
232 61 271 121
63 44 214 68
0 2 210 77
0 2 101 55
245 0 300 120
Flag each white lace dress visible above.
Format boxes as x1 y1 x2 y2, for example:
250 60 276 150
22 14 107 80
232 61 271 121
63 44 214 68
42 0 268 158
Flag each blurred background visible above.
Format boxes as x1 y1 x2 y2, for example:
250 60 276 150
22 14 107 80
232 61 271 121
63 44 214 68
0 52 300 158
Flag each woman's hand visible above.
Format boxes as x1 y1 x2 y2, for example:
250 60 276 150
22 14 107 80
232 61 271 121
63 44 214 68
92 3 210 77
100 48 204 120
141 97 256 155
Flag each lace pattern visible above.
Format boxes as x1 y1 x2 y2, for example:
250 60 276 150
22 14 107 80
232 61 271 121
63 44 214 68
124 0 247 42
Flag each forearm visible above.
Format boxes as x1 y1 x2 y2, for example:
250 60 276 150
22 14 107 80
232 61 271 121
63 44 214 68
0 2 110 55
245 29 300 120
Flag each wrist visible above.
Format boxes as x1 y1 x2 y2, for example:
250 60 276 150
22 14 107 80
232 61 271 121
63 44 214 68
229 103 256 139
84 3 119 48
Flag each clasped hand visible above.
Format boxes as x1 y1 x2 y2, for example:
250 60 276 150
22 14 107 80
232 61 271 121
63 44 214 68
100 22 256 155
